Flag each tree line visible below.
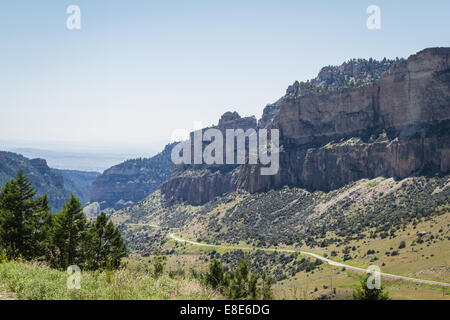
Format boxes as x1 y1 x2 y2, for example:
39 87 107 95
0 170 126 271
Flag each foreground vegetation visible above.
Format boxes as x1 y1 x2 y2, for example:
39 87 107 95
202 256 273 300
1 171 447 300
0 260 221 300
0 172 275 300
0 171 126 271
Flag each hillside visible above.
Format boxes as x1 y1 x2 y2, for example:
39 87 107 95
0 151 71 210
112 174 450 299
0 151 98 210
90 143 177 211
56 170 100 205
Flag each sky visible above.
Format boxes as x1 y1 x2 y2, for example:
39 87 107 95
0 0 449 156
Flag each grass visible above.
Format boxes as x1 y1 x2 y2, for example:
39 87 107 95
161 227 450 300
0 261 222 300
366 177 386 189
274 263 450 300
315 211 450 283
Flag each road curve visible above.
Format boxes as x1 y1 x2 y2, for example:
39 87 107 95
168 233 450 288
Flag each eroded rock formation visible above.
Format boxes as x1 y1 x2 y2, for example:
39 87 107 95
161 48 450 205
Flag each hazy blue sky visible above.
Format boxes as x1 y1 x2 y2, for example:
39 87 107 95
1 0 449 154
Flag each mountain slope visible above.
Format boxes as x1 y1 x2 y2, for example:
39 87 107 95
110 48 450 293
112 174 450 284
90 143 176 211
0 151 99 210
0 151 70 210
55 169 99 205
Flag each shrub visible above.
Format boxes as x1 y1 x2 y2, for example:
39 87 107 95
352 274 389 300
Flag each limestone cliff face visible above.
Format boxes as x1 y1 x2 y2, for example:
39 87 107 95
240 48 450 193
90 143 176 210
161 48 450 204
160 168 239 205
161 112 256 205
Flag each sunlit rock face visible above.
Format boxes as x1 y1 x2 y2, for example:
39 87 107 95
162 48 450 204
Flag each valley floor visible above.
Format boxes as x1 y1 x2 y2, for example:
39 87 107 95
112 175 450 300
165 230 450 300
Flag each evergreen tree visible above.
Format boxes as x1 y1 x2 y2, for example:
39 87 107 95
151 250 166 278
248 273 259 299
50 195 86 269
85 212 126 270
261 272 273 300
205 259 224 289
229 256 250 299
205 256 273 300
352 274 389 300
0 171 49 259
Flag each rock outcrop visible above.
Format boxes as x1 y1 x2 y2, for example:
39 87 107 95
161 112 257 205
161 48 450 205
90 143 176 210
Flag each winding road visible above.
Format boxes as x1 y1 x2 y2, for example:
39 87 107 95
168 233 450 288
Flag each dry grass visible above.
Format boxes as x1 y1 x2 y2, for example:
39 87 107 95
0 260 223 300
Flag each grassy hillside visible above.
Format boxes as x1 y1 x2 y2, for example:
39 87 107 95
0 260 221 300
111 174 450 299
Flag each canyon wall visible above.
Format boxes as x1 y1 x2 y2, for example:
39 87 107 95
161 48 450 204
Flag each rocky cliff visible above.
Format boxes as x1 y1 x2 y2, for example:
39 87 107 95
161 113 257 205
161 48 450 205
90 143 176 210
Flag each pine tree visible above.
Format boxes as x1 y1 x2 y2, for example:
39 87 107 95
51 195 86 269
261 272 273 300
0 171 49 259
206 259 224 289
85 212 126 270
248 273 259 299
228 256 251 299
150 250 165 278
204 256 273 300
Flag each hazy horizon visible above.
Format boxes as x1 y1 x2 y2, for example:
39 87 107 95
1 1 449 150
0 139 167 172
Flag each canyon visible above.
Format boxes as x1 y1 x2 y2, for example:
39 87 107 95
160 48 450 205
